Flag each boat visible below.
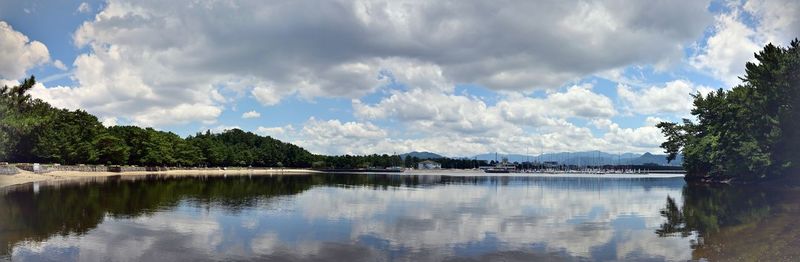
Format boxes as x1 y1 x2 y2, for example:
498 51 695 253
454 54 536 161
484 167 511 173
483 154 516 173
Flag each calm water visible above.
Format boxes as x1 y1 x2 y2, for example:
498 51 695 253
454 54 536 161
1 174 798 261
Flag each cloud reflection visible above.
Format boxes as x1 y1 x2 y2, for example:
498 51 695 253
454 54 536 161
9 176 690 261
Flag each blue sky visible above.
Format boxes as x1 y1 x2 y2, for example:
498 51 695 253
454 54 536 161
1 0 797 156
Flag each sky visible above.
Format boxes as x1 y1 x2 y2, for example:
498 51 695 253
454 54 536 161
0 0 798 157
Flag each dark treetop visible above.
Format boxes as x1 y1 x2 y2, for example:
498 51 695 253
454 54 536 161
0 81 486 169
658 39 800 182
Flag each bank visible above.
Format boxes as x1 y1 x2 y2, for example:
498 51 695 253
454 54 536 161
0 164 320 189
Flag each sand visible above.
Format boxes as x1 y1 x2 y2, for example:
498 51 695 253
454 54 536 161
0 167 685 189
0 168 321 189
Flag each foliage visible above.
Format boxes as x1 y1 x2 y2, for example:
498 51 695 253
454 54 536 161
658 40 800 181
0 77 47 161
0 76 491 168
186 129 314 167
656 183 800 260
31 109 107 164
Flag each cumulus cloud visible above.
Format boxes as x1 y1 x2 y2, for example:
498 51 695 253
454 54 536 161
354 89 516 137
101 116 118 127
52 60 68 71
210 125 241 134
743 0 800 46
241 110 260 119
278 115 664 156
617 80 708 115
256 125 295 140
296 118 389 155
0 79 19 88
77 2 91 13
0 21 50 79
690 11 760 86
355 84 614 137
320 84 663 155
691 0 800 86
601 117 667 153
497 84 616 127
132 104 221 126
251 86 283 106
28 0 711 126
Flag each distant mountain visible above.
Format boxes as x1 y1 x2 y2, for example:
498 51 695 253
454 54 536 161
399 151 444 159
627 152 684 166
473 153 538 163
473 151 682 166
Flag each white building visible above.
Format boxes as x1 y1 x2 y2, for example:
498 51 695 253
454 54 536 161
417 160 441 169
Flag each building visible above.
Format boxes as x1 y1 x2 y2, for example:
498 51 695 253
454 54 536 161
417 160 441 169
543 161 559 168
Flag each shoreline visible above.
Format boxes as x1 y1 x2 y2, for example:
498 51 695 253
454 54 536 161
0 168 321 189
0 168 687 190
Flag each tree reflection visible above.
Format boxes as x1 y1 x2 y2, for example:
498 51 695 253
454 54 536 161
0 175 322 255
656 196 689 237
657 182 800 260
0 173 438 255
0 174 684 258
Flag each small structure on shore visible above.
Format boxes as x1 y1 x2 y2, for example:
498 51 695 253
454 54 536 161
0 162 18 175
417 160 441 169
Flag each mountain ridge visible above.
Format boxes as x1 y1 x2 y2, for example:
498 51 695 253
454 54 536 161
398 150 683 166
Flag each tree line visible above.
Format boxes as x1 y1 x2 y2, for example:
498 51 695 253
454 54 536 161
0 81 485 169
658 39 799 182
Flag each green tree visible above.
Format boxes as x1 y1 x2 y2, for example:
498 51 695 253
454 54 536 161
93 133 130 165
32 109 106 164
658 40 800 181
0 77 49 161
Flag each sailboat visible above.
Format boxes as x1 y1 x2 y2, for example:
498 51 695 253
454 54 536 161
484 153 513 173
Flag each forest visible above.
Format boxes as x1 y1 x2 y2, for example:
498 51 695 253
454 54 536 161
658 40 799 182
0 80 484 169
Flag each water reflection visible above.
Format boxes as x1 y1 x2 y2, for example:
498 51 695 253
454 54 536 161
657 182 800 260
1 174 695 261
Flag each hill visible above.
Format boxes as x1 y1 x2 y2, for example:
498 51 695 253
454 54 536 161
473 151 682 166
399 151 444 159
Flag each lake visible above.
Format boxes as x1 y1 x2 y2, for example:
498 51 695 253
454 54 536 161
1 174 798 261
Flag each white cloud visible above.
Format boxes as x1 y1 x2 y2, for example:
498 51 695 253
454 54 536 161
743 0 800 45
0 79 19 88
241 110 260 119
295 118 389 155
691 0 800 86
355 84 614 137
53 60 68 71
617 80 708 115
210 125 240 134
101 116 118 127
132 103 222 126
590 118 613 129
497 84 616 127
333 84 663 156
601 117 667 153
31 28 227 127
10 1 746 156
0 21 50 79
77 2 92 13
256 125 295 140
29 0 711 126
354 88 516 137
251 86 282 106
690 11 760 86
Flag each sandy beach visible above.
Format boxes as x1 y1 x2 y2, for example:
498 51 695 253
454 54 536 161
0 168 321 189
0 168 686 190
